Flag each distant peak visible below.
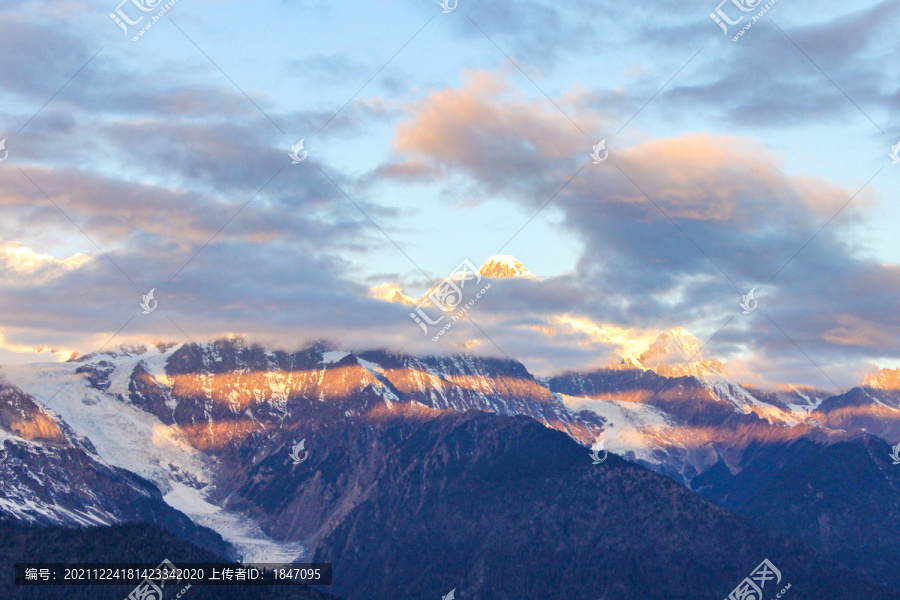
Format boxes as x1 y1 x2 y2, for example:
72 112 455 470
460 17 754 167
864 367 900 390
368 282 416 305
621 328 722 379
479 255 536 279
369 256 534 307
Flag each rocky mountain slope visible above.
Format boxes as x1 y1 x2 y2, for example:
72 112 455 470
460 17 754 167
813 374 900 441
0 377 229 557
692 430 900 589
308 411 894 600
1 337 899 597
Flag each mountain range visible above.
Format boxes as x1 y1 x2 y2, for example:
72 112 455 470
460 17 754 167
2 257 899 598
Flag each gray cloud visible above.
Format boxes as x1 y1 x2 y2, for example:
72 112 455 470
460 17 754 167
0 0 896 390
380 75 899 385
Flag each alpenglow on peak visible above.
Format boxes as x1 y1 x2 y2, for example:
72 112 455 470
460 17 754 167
478 255 536 279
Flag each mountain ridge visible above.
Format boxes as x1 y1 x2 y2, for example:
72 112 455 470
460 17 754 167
2 338 899 595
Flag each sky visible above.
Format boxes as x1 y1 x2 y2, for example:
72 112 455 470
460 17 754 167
0 0 899 391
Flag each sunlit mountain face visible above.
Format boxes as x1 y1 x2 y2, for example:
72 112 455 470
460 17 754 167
2 336 900 598
3 0 900 597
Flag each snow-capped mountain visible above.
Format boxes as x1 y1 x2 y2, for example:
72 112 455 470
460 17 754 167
0 374 228 555
546 361 805 484
864 367 900 390
478 254 536 279
813 368 900 442
369 254 536 306
0 339 599 562
619 327 723 379
367 282 416 305
1 337 899 596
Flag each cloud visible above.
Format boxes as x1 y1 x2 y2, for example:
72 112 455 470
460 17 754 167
381 73 899 386
0 240 89 279
654 1 899 132
1 0 897 393
389 69 587 197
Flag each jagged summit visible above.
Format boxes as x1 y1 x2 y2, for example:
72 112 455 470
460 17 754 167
368 255 535 306
620 328 723 379
368 282 416 305
478 254 536 279
1 340 897 598
864 367 900 390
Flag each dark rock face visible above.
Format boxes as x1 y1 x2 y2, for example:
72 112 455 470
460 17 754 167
303 413 894 600
692 432 900 589
74 360 117 393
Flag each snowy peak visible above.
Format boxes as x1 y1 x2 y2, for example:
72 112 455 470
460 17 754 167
864 367 900 390
621 328 722 379
369 255 534 307
478 255 536 279
368 282 416 305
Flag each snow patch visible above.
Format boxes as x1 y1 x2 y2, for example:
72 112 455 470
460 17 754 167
2 359 306 563
322 351 351 364
558 393 679 465
164 482 307 563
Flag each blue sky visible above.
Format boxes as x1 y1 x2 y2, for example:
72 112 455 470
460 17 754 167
1 0 899 390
